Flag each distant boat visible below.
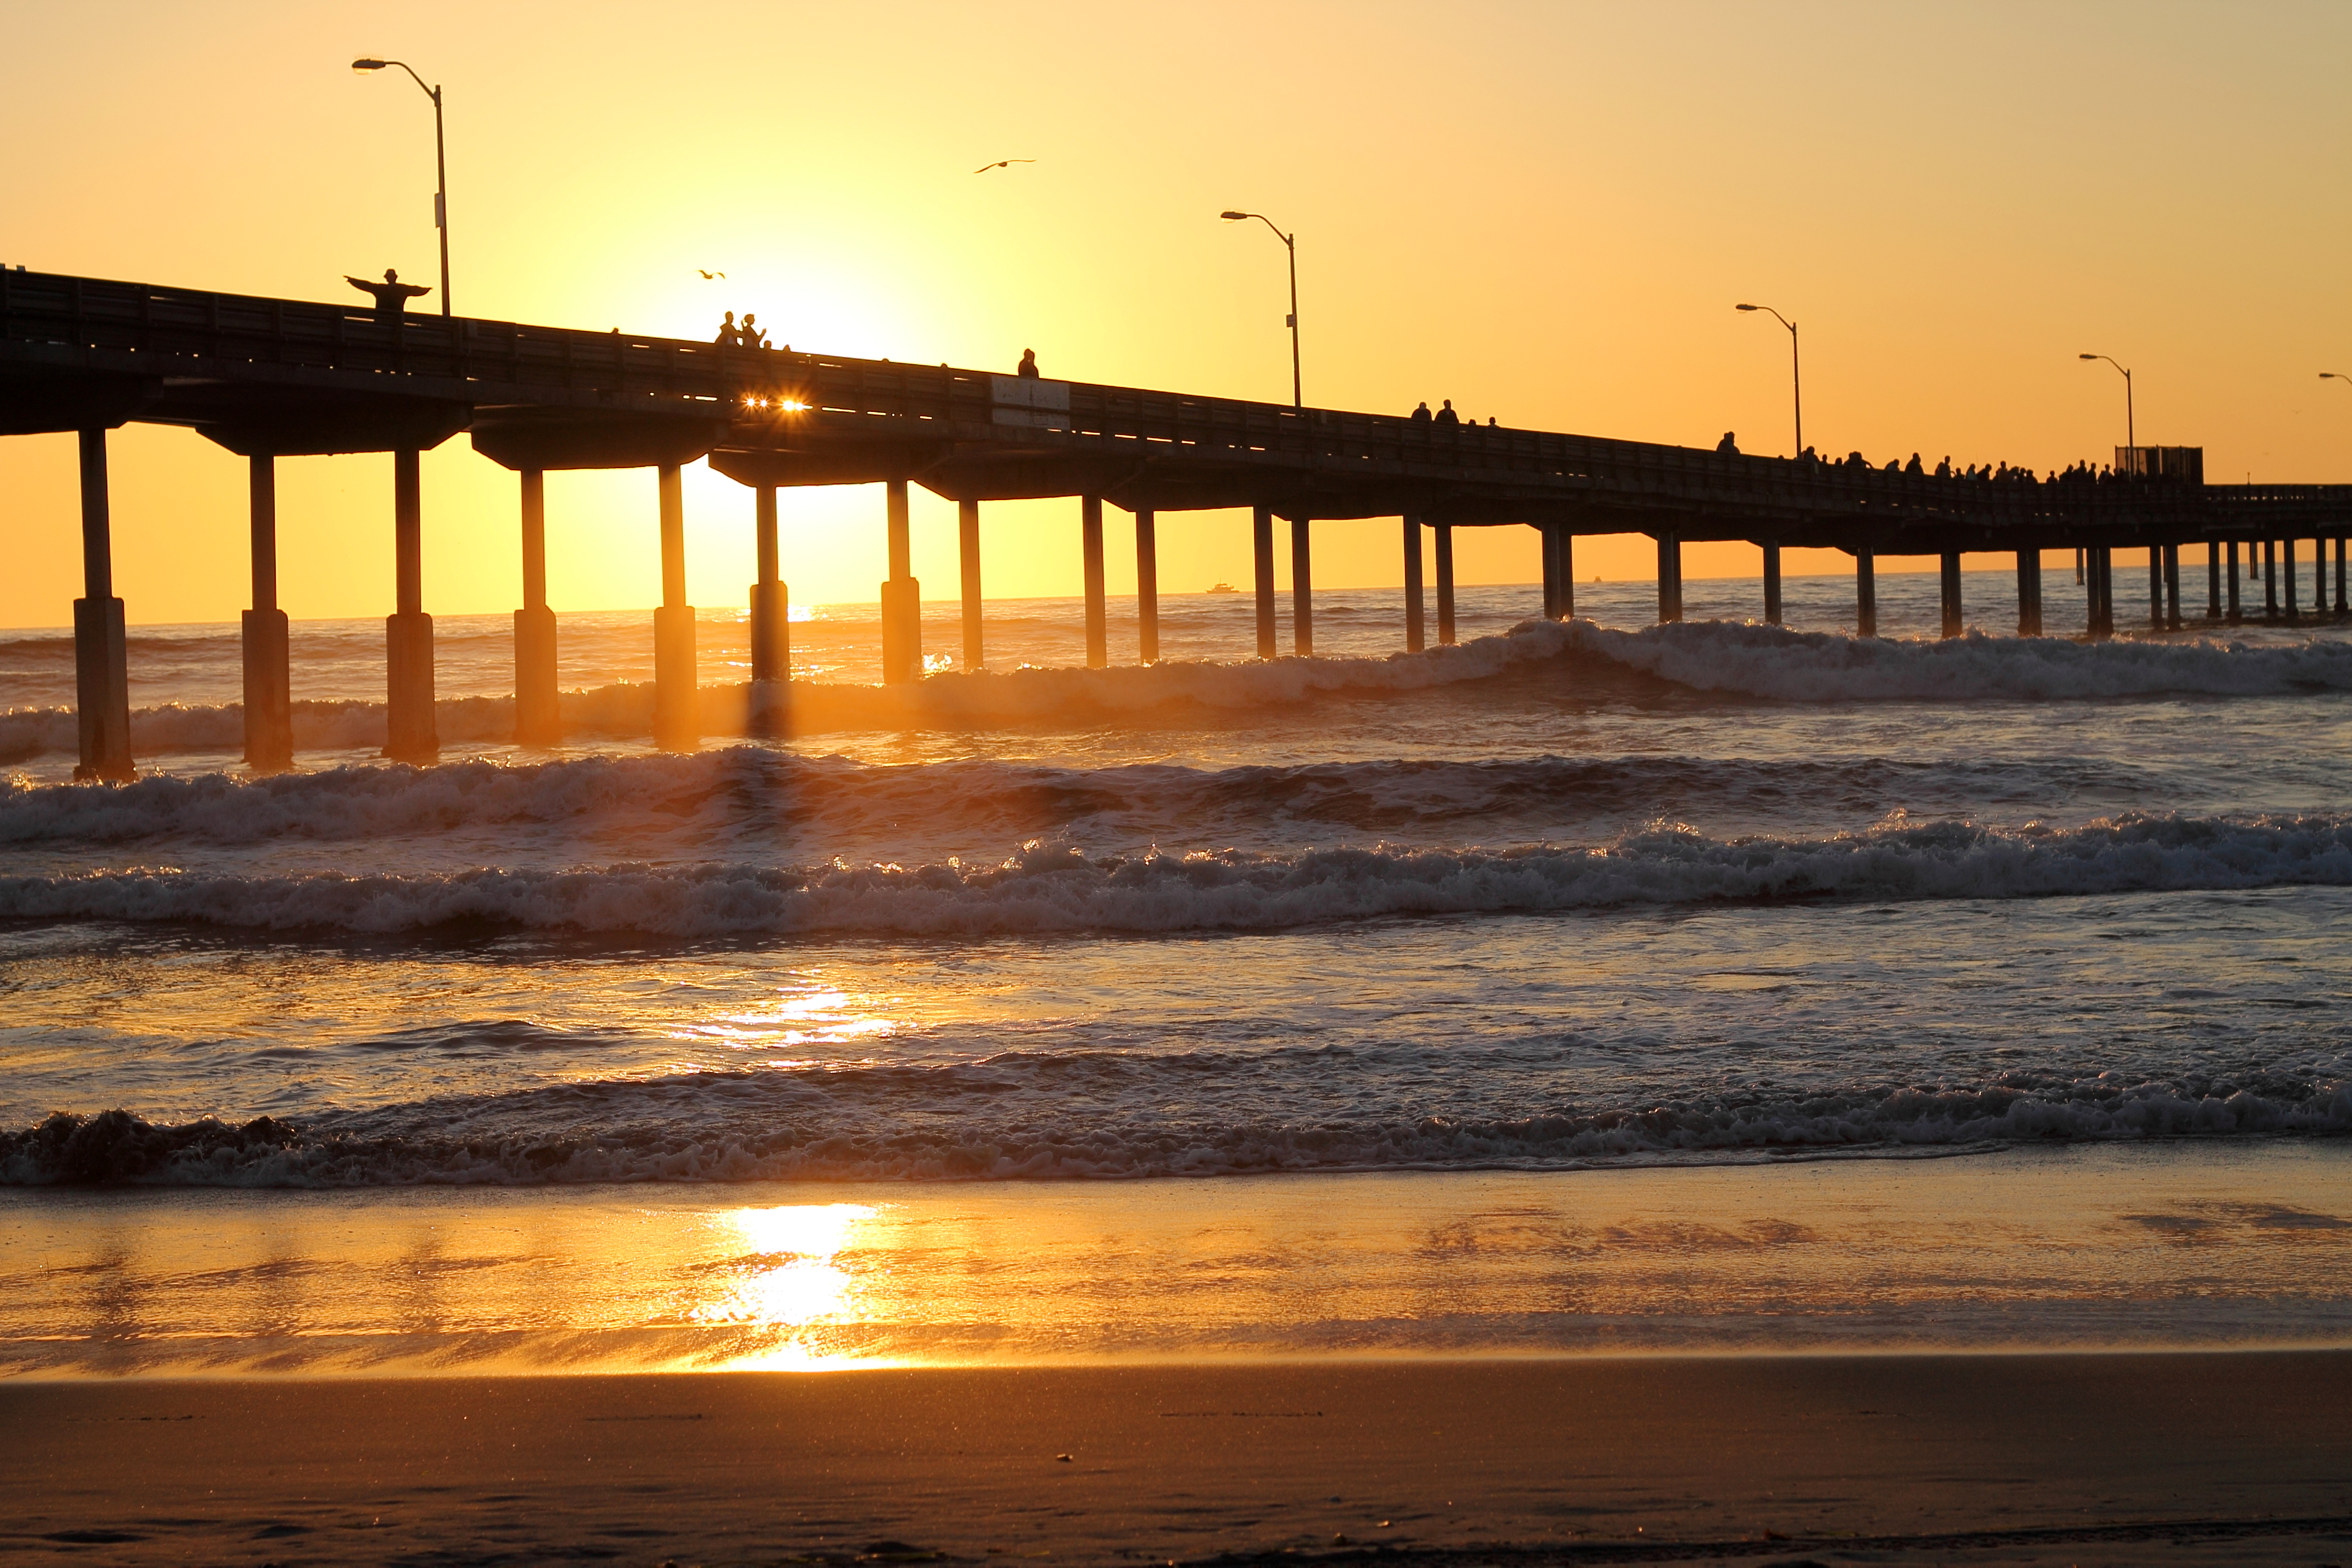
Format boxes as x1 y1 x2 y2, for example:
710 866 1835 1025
1207 581 1238 594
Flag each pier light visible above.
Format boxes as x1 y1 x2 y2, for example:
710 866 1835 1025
1219 209 1302 407
351 57 451 316
2322 372 2351 385
1735 302 1801 456
2079 353 2135 455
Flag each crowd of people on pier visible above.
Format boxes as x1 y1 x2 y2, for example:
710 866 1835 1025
1717 435 2127 486
1409 399 1501 427
712 311 777 349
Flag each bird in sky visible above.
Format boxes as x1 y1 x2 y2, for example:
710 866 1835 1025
697 269 726 280
973 159 1036 174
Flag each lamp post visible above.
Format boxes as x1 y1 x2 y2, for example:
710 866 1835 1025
353 58 450 316
2080 353 2133 463
1221 210 1300 407
1735 303 1800 455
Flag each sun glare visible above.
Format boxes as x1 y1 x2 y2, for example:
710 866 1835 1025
687 1202 883 1370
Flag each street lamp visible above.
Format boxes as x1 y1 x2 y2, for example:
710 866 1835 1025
2080 352 2133 462
1221 210 1300 407
1736 303 1801 455
2322 371 2352 388
353 58 450 316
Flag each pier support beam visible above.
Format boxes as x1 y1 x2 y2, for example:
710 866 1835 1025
72 428 133 782
2315 537 2328 617
2147 547 2163 630
1855 551 1876 638
1134 508 1159 665
1253 505 1277 658
881 477 922 683
2207 545 2221 622
749 482 788 736
2337 535 2348 614
1540 525 1561 618
1435 524 1456 646
242 454 293 773
1403 516 1425 652
1082 494 1108 668
2284 538 2300 621
514 469 561 747
957 499 982 671
384 447 438 764
2017 548 2042 636
2163 544 2181 631
652 462 698 749
2086 546 2113 639
2227 541 2242 623
1656 532 1683 624
2263 540 2278 619
1291 515 1314 657
1939 550 1963 639
1762 542 1782 625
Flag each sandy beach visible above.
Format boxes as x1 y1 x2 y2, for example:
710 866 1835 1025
7 1353 2350 1565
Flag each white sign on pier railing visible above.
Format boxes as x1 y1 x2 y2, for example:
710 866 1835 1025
991 375 1071 429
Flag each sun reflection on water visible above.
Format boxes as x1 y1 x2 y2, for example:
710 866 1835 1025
685 1202 884 1369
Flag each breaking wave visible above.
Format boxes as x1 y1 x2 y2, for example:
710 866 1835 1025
7 619 2350 762
3 813 2349 937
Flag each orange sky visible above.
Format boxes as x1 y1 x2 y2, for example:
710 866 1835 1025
6 0 2349 629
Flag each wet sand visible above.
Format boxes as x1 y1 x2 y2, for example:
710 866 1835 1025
7 1353 2351 1565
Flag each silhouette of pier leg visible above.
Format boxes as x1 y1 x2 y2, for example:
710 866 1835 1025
1435 524 1456 646
72 428 133 782
1540 525 1560 618
881 477 922 683
514 469 561 747
1253 505 1277 658
2016 548 2041 637
2206 545 2221 622
1557 531 1575 620
1939 550 1963 638
1403 516 1425 652
2284 538 2300 621
1291 516 1313 657
1134 508 1158 665
1854 551 1876 638
2263 540 2277 619
1762 542 1782 625
1081 494 1107 669
958 499 983 671
748 483 789 736
2313 536 2327 616
384 448 438 764
241 454 293 774
2147 548 2163 630
2163 545 2181 631
2337 535 2347 613
652 463 699 749
1656 532 1682 624
2086 547 2113 639
2226 541 2242 623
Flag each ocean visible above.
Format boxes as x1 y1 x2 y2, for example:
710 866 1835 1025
4 565 2351 1376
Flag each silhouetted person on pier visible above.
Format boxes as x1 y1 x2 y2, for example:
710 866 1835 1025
1717 431 1740 455
1017 348 1040 378
1411 401 1433 423
1935 456 1952 478
1905 453 1924 475
741 313 768 349
346 268 431 325
1434 400 1460 427
716 311 739 345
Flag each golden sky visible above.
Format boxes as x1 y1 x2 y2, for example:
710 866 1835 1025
6 0 2349 628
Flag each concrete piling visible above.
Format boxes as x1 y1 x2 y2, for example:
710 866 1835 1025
1291 516 1314 657
72 428 133 783
2017 548 2042 636
2148 547 2164 630
383 447 438 764
1656 532 1683 624
1435 524 1456 646
241 454 293 773
514 469 562 747
2207 545 2221 622
1082 494 1108 668
651 462 699 749
1403 516 1425 652
1253 505 1277 658
1134 508 1159 665
2086 546 2113 639
2163 544 2181 631
2227 541 2241 623
1762 542 1782 625
1855 551 1876 638
1940 549 1963 639
1556 530 1575 621
2337 535 2348 614
880 477 922 683
956 498 982 672
2284 538 2300 621
1540 525 1560 619
748 482 789 735
2263 540 2278 619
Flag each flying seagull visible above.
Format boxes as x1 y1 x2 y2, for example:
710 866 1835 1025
697 269 726 280
973 159 1036 174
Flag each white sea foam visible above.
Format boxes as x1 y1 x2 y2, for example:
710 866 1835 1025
9 619 2347 761
4 813 2347 936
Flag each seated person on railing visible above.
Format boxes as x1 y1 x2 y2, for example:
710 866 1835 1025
1717 431 1739 455
1017 348 1040 378
346 268 431 325
1434 399 1460 427
1411 401 1433 423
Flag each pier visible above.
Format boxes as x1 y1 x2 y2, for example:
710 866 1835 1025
6 266 2351 780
